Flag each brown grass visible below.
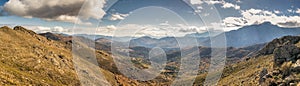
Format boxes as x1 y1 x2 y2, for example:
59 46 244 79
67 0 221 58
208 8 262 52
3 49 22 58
280 61 292 78
217 55 274 86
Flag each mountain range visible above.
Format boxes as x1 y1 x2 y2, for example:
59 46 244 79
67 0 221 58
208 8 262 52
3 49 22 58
0 24 300 85
78 22 300 48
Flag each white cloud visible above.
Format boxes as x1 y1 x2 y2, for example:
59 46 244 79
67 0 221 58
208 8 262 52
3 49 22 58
95 24 209 37
274 10 281 14
188 0 241 16
46 15 92 25
202 0 240 10
205 1 223 5
203 13 210 16
23 26 69 33
296 9 300 14
35 26 52 33
236 0 242 3
223 8 300 28
190 0 203 5
3 0 106 25
109 13 129 21
106 25 117 30
53 26 65 33
222 2 240 10
159 21 170 26
287 9 293 13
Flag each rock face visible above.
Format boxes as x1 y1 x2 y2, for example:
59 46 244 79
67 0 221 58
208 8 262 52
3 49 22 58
255 35 300 67
257 36 300 85
257 36 300 56
273 45 300 67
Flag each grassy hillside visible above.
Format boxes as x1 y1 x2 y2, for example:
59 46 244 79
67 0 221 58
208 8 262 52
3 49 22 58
218 55 273 85
0 26 79 85
0 26 166 86
0 26 123 85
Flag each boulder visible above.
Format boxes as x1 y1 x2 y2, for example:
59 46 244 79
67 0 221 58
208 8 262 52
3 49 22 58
292 60 300 72
259 68 268 84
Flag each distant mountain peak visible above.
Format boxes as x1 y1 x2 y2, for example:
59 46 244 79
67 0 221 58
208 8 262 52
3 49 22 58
220 22 300 47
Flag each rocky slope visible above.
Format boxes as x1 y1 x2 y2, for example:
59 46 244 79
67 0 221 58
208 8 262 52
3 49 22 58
0 26 131 85
0 26 79 85
218 36 300 86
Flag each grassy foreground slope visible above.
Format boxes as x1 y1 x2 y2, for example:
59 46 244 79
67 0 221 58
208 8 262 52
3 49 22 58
0 26 162 86
0 26 78 85
0 26 122 85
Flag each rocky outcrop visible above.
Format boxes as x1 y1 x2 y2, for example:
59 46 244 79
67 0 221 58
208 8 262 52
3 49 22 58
257 36 300 85
13 26 37 35
273 45 300 67
257 36 300 56
269 36 300 68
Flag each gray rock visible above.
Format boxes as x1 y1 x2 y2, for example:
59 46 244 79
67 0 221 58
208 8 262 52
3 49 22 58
273 45 300 67
257 36 300 56
259 68 268 84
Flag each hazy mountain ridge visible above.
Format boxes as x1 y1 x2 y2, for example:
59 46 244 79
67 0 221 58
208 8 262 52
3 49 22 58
223 22 300 47
83 22 300 48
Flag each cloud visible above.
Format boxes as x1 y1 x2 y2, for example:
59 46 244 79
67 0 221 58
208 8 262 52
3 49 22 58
177 25 206 33
205 1 223 5
106 25 117 30
3 0 106 25
223 8 300 28
33 26 52 33
203 13 210 16
159 21 170 26
95 24 209 37
296 9 300 14
188 0 241 13
287 9 293 13
53 26 65 33
109 13 129 21
190 0 203 5
274 10 281 14
23 26 69 33
222 2 240 10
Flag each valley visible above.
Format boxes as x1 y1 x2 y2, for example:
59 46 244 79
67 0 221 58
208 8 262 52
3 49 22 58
0 25 299 85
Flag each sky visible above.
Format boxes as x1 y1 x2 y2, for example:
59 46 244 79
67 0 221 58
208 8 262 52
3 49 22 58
0 0 299 37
